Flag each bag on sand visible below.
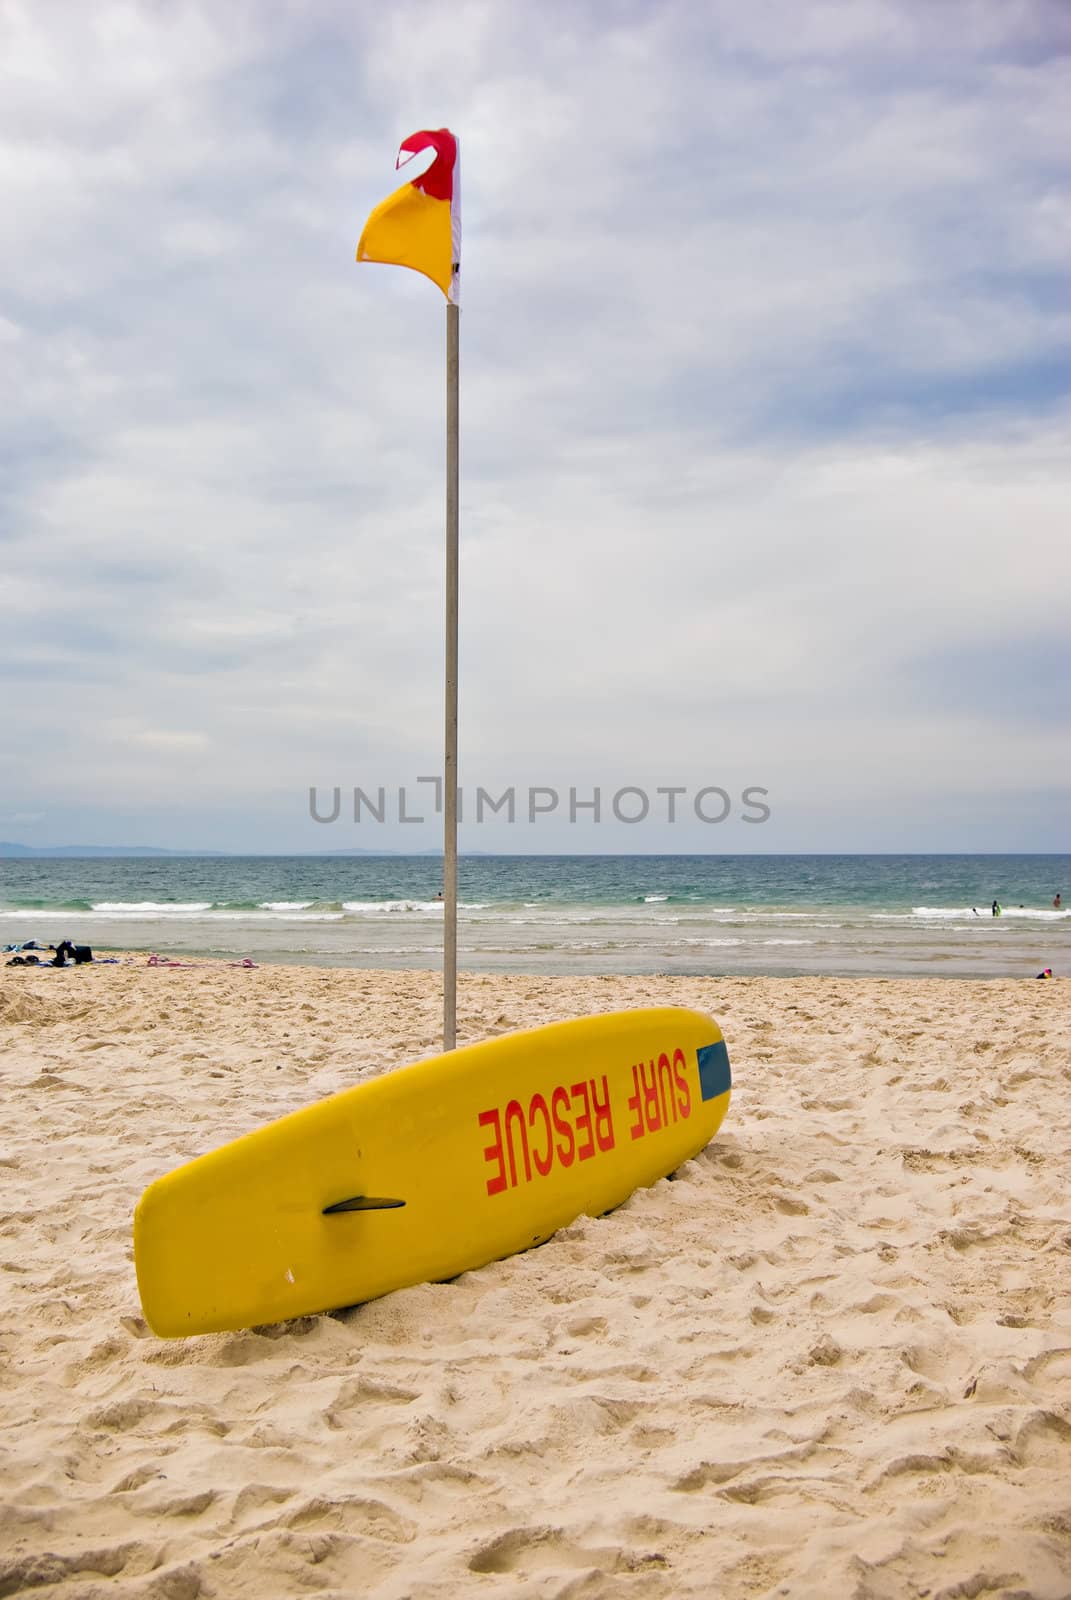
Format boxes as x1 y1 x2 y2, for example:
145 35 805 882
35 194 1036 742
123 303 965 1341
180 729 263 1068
53 941 94 966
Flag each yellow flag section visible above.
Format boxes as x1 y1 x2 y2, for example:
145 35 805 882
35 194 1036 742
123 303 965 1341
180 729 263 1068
357 182 453 296
134 1007 731 1337
356 127 459 302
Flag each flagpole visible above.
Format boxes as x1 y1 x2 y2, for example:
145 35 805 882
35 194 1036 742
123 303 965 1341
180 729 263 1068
443 300 459 1050
355 127 460 1051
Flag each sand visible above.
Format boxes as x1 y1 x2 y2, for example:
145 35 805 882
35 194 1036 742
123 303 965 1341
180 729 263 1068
1 963 1069 1599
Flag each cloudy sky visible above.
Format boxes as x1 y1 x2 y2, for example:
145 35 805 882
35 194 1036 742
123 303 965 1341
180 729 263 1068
2 0 1069 854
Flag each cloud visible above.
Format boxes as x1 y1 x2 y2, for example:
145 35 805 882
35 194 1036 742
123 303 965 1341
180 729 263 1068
0 0 1068 850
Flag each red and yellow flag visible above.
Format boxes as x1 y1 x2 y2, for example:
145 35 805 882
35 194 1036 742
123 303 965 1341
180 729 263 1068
357 128 460 302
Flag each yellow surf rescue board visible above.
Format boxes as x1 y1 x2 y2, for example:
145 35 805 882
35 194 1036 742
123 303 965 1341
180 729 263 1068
134 1006 731 1337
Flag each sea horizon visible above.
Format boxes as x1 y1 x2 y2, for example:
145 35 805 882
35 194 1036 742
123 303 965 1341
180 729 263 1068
2 844 1068 859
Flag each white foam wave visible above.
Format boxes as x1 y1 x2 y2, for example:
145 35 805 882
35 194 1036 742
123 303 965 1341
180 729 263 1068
91 901 213 913
872 906 1069 922
672 937 745 948
210 912 344 922
340 900 489 914
5 908 345 924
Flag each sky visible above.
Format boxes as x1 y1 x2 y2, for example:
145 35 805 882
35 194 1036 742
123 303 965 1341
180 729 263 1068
2 0 1069 855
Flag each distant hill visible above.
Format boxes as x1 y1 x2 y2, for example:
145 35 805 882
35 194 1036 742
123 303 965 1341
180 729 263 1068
0 842 217 858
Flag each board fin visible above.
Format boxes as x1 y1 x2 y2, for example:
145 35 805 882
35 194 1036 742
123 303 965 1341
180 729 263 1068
322 1195 406 1214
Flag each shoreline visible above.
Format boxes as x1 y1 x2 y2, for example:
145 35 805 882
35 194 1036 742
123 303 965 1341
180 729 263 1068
4 851 1067 986
4 936 1066 983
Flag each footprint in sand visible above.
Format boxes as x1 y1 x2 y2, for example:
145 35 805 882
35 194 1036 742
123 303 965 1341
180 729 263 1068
467 1524 664 1578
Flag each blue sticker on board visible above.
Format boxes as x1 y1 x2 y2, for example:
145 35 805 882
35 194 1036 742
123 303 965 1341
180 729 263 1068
697 1039 731 1101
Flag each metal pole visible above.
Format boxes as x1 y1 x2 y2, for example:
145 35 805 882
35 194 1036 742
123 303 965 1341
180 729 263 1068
443 301 459 1050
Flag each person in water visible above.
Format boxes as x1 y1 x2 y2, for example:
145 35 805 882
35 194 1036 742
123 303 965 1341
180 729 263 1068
991 900 1001 916
1054 893 1062 910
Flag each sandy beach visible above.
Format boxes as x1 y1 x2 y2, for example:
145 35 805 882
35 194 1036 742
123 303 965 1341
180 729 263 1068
1 963 1069 1599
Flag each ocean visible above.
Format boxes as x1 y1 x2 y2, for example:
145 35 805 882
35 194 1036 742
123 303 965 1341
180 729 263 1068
2 854 1068 978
